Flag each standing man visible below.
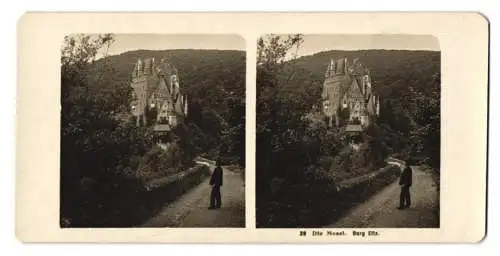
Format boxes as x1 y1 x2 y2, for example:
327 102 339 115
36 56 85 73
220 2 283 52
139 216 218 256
208 159 223 209
398 161 413 210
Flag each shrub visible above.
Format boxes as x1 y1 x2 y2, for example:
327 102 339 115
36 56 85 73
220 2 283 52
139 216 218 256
257 164 401 228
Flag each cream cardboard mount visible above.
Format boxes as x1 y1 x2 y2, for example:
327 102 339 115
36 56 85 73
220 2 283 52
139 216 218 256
16 12 488 243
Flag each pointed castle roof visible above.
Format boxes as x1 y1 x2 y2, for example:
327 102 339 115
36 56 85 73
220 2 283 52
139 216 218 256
323 57 374 99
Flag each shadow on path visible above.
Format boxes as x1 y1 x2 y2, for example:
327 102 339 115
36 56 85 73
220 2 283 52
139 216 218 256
142 166 245 227
326 166 439 228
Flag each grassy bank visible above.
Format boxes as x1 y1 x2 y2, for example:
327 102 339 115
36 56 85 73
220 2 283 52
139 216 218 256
256 165 401 228
61 164 211 228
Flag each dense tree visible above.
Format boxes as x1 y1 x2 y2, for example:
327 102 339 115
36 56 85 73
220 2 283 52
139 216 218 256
60 34 159 227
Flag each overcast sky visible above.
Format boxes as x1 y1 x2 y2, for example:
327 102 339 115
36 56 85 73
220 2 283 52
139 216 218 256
96 34 245 58
95 34 438 59
275 34 440 59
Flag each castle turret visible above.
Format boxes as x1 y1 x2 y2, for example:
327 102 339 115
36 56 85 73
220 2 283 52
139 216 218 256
132 62 137 78
325 59 336 77
143 58 153 75
137 58 143 75
376 96 380 116
325 60 332 77
344 57 348 73
363 74 372 98
169 75 175 94
335 57 348 75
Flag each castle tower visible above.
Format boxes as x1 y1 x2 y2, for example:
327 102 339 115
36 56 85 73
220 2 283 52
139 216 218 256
143 58 153 75
330 59 335 75
325 59 336 78
169 75 175 94
130 57 187 131
363 74 371 97
335 58 346 75
131 58 147 127
321 57 380 129
184 95 188 116
324 61 330 77
376 96 380 116
136 58 143 77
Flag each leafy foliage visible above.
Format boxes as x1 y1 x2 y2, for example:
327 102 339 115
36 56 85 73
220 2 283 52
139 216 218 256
61 34 157 227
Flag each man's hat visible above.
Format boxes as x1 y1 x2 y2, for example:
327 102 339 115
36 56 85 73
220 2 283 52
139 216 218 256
406 157 413 165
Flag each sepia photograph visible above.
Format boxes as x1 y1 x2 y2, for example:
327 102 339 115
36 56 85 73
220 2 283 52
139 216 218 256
256 34 441 228
60 34 246 228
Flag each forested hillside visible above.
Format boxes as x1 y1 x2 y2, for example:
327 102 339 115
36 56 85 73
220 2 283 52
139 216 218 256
87 49 246 164
282 49 441 165
275 49 440 167
292 50 438 97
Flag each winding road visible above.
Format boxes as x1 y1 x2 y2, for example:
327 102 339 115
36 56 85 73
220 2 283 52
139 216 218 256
142 164 245 228
326 166 440 228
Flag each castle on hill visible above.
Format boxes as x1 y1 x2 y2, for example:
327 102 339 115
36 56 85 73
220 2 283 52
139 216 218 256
321 57 380 129
130 57 188 131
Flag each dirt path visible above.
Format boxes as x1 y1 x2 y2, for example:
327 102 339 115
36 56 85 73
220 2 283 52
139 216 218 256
142 166 245 227
326 166 439 228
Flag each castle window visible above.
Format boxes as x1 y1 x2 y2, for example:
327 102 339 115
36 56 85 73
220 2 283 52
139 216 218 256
158 116 168 124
